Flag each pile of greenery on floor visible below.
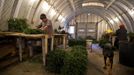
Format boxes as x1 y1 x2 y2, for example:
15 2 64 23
68 39 86 47
61 45 88 75
46 46 88 75
46 49 66 73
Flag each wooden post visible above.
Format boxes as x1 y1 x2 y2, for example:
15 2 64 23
17 37 22 61
51 35 54 51
42 38 45 66
63 34 67 49
45 35 48 54
29 45 33 57
42 35 48 66
112 36 116 46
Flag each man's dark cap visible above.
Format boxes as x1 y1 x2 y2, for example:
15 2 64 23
40 13 46 19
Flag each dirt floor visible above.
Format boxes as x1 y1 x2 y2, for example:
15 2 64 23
0 44 134 75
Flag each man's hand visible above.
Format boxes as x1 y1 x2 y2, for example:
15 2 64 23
36 25 42 29
39 26 48 31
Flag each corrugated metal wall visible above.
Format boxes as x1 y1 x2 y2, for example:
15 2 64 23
0 0 64 31
69 13 110 40
0 0 15 31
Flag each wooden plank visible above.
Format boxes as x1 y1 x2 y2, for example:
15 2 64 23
0 32 23 36
0 54 28 69
51 35 54 51
45 35 48 54
63 34 67 49
0 32 68 66
0 45 15 59
53 34 66 36
52 34 67 49
0 32 47 38
17 37 23 62
0 56 19 69
21 34 46 38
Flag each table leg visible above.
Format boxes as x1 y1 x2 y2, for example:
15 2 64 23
63 35 67 49
51 36 54 51
29 45 33 57
42 36 48 66
17 37 22 61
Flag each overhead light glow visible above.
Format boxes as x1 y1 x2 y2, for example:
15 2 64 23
128 8 134 16
131 11 134 15
42 1 50 11
58 15 65 22
118 16 121 20
58 15 62 20
49 8 57 18
130 8 134 15
82 2 104 7
61 18 65 22
41 1 66 22
30 0 36 4
88 13 91 15
79 29 85 32
114 17 119 22
58 15 63 20
109 20 114 24
88 29 95 32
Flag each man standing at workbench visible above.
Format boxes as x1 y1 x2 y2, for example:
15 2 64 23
37 13 53 52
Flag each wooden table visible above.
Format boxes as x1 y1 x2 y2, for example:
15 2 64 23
52 34 67 50
0 32 68 66
0 32 24 62
0 32 48 66
21 34 48 65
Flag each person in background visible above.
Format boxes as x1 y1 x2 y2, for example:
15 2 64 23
115 24 128 65
116 24 128 41
114 24 128 49
58 26 66 34
37 13 53 52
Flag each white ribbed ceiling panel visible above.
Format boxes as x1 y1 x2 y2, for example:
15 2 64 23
0 0 134 32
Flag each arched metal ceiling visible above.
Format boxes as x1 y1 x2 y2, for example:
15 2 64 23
0 0 134 32
46 0 134 32
65 7 114 29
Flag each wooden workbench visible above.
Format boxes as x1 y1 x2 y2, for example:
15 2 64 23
0 32 67 66
0 32 48 65
52 34 67 50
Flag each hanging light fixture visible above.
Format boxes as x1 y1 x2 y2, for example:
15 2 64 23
82 2 104 7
